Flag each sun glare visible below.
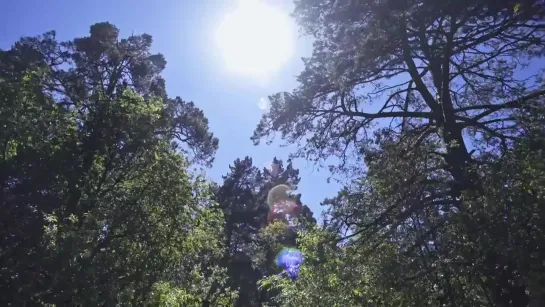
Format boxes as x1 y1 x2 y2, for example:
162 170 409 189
215 0 295 80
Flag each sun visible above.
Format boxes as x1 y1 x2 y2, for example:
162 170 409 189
215 0 295 80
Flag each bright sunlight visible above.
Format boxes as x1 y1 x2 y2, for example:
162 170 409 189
215 0 295 80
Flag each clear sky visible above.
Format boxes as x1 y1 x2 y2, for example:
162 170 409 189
0 0 342 218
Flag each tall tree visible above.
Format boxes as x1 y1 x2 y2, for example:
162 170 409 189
264 107 545 306
0 23 224 305
211 157 266 307
252 1 545 306
210 157 314 306
253 0 545 183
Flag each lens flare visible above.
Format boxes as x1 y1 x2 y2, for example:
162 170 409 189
266 184 303 223
276 247 304 280
267 184 291 208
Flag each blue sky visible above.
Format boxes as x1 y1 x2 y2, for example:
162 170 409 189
0 0 342 217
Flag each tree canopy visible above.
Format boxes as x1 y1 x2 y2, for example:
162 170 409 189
2 2 545 306
0 22 225 305
253 1 545 306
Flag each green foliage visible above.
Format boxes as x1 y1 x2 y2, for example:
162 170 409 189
149 267 238 307
0 24 315 305
263 122 545 307
210 157 315 306
0 23 222 305
3 4 545 307
251 1 545 307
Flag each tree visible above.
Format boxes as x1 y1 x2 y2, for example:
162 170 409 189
208 157 314 307
209 157 267 307
264 108 545 306
253 0 545 183
252 2 545 306
0 23 224 305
